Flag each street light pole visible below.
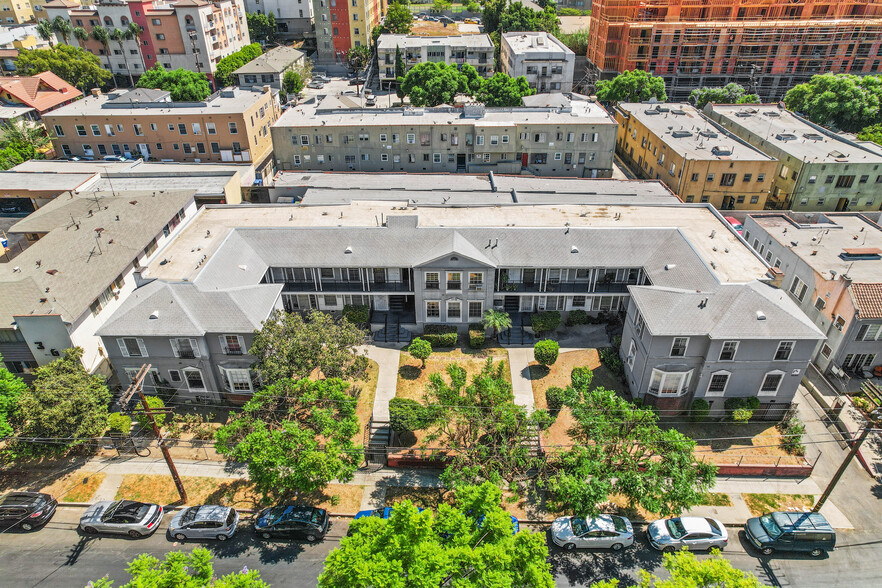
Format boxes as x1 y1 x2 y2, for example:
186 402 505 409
812 426 874 513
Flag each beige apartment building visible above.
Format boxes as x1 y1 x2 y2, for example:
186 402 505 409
615 102 777 209
43 86 278 171
271 94 617 177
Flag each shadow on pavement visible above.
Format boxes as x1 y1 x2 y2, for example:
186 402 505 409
547 530 663 587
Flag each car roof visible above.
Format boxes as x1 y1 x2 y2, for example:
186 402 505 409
0 492 45 506
192 505 230 522
582 514 618 532
272 504 324 521
770 511 833 532
680 517 715 534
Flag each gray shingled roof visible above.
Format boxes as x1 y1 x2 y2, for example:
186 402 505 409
233 46 305 75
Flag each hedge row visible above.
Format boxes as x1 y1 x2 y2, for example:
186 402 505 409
422 324 458 348
468 323 485 348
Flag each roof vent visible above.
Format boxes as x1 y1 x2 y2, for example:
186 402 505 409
238 264 248 270
711 146 732 156
762 111 780 117
149 310 159 320
756 310 767 321
776 133 798 141
571 245 579 253
671 130 692 138
699 130 718 138
665 264 676 271
803 133 824 141
345 246 353 254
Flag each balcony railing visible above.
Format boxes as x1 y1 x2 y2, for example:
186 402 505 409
447 281 462 290
425 282 440 290
497 281 633 293
281 280 411 292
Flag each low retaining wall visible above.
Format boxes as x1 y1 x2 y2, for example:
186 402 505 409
716 463 814 477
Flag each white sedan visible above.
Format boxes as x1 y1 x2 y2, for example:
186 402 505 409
550 514 635 551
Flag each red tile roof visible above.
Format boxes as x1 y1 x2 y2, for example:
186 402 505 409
850 282 882 319
0 72 82 114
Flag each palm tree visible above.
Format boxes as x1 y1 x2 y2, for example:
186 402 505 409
90 25 117 88
126 22 145 80
72 26 88 46
109 28 135 88
51 16 73 45
35 19 54 48
482 309 512 341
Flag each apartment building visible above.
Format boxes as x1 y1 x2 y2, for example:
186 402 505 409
312 0 384 64
587 0 882 102
271 95 616 177
96 172 822 411
242 0 312 38
742 212 882 387
233 45 306 91
0 0 45 24
0 188 197 383
45 0 249 85
0 71 82 116
500 32 575 93
377 34 494 83
614 102 776 209
42 86 278 171
705 103 882 212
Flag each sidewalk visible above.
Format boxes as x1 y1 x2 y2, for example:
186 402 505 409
359 344 402 422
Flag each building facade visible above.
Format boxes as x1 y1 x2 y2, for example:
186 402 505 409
312 0 384 64
0 71 82 116
500 32 575 93
0 0 60 24
45 0 249 85
706 103 882 212
42 86 278 169
233 45 306 91
742 212 882 387
615 102 777 209
242 0 313 38
377 34 495 83
271 96 617 177
587 0 882 102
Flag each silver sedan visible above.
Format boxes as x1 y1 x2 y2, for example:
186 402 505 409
168 505 239 541
79 500 163 538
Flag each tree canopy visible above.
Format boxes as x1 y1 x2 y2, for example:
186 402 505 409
214 378 361 495
784 73 882 132
318 483 554 588
136 64 211 101
373 0 413 40
689 83 759 109
282 69 304 97
214 43 263 88
11 348 111 457
591 549 767 588
595 70 667 103
14 45 111 92
858 122 882 145
249 309 368 384
0 355 27 439
246 12 277 45
89 547 269 587
0 117 51 170
400 61 463 106
499 3 560 36
475 72 535 106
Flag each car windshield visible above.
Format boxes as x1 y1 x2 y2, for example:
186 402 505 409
665 518 687 539
612 516 627 533
760 515 783 539
264 507 288 525
181 507 198 524
100 501 123 522
570 517 588 536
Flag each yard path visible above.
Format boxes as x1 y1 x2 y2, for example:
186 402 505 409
507 347 535 410
359 344 403 422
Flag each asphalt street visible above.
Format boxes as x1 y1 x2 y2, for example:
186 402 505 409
2 505 881 587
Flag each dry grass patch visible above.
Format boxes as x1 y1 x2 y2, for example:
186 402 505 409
384 486 452 509
529 349 601 405
115 474 364 511
0 468 106 503
397 346 510 402
743 493 815 517
666 421 801 465
411 20 469 36
351 359 379 443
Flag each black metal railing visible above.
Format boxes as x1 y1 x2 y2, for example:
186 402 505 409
281 280 411 293
495 281 634 294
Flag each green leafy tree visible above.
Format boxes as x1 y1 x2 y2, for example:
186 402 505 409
246 12 277 44
595 69 667 103
476 72 535 106
0 354 27 439
51 16 72 45
90 25 116 88
533 340 559 366
784 73 882 131
109 28 136 88
408 337 433 368
394 45 405 80
544 388 716 517
215 43 264 88
133 396 167 429
347 44 372 94
433 0 453 12
383 1 414 35
689 83 759 109
88 547 269 587
136 64 211 101
249 309 368 384
498 3 560 36
282 69 304 97
0 117 52 169
590 549 767 587
14 45 111 92
458 63 484 96
558 27 590 55
858 122 882 145
11 348 111 457
72 26 88 45
482 308 512 340
483 0 508 34
35 19 54 48
214 378 360 495
319 484 554 588
400 61 463 106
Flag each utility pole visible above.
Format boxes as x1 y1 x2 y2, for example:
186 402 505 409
119 364 188 503
812 426 873 513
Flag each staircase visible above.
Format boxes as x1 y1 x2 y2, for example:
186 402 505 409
373 311 413 344
504 296 519 313
365 419 390 465
520 424 542 458
499 312 535 345
389 295 406 313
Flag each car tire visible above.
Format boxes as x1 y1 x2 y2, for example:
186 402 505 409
761 547 775 556
611 543 624 551
217 534 229 541
83 526 97 535
663 546 676 553
563 543 576 551
20 522 34 531
128 530 142 538
260 532 272 540
175 533 187 541
306 533 318 542
810 548 825 558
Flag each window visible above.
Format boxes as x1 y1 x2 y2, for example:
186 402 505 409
757 174 765 182
222 368 253 393
406 133 415 144
447 272 462 290
53 124 64 137
220 335 244 355
468 301 483 319
171 338 200 359
707 173 714 182
743 174 752 182
759 371 784 396
691 173 699 182
117 337 147 358
90 124 101 136
836 175 855 188
426 301 440 318
76 124 87 136
719 341 738 361
425 271 440 289
789 276 808 302
815 296 826 310
857 323 882 341
229 122 238 134
648 369 692 396
192 123 202 135
706 372 730 396
156 33 165 40
821 344 833 358
670 337 688 357
720 173 736 186
775 341 795 361
184 369 205 391
447 300 461 320
433 153 441 163
468 272 483 290
133 124 143 136
3 360 37 374
324 295 338 307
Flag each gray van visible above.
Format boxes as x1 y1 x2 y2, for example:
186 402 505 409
745 511 835 557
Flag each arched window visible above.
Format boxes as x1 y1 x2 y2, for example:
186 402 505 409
705 370 731 397
759 371 785 397
120 16 129 26
185 15 194 25
104 16 113 26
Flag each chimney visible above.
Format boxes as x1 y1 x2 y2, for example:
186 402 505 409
263 84 272 94
91 88 101 97
767 266 784 288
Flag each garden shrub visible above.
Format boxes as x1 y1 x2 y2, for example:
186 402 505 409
532 408 553 431
724 396 760 422
421 324 458 348
534 339 560 366
599 347 624 377
134 396 167 429
777 416 807 456
408 337 432 367
107 413 132 435
531 311 561 334
566 309 589 326
342 304 370 325
852 396 874 414
468 324 485 349
546 386 577 414
389 397 431 433
571 366 593 391
689 398 710 422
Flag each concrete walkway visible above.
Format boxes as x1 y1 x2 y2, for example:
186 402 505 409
360 344 403 422
507 347 535 409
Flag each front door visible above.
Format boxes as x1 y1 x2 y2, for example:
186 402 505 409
836 197 849 211
457 154 466 169
521 153 528 167
373 268 386 285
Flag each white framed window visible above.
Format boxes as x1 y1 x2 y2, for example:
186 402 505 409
183 368 206 391
789 276 808 302
221 367 253 393
476 135 484 145
468 300 483 319
502 135 509 143
706 371 731 396
554 152 562 161
670 337 688 357
425 271 440 289
857 323 882 341
433 153 441 163
117 337 147 358
381 153 388 161
220 334 245 355
206 122 216 135
447 271 462 290
759 371 784 396
446 300 461 321
774 341 794 361
490 135 498 145
719 341 738 361
468 272 483 291
633 309 645 337
168 369 182 383
814 296 826 310
426 300 441 320
648 368 692 396
170 338 201 359
406 133 415 144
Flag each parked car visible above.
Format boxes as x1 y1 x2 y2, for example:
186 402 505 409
307 80 325 89
313 73 330 83
647 516 728 552
168 505 239 541
551 514 634 551
80 500 163 537
102 155 128 162
0 492 57 531
349 77 365 86
354 506 395 520
254 505 329 542
439 16 455 24
724 216 744 234
745 511 835 557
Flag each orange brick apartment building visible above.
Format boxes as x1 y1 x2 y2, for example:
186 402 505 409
587 0 882 102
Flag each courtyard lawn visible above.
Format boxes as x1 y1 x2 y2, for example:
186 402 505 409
397 345 510 402
351 358 380 443
666 420 804 466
